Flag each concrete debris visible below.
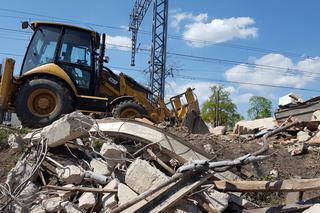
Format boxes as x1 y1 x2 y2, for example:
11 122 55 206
311 110 320 121
208 125 226 136
117 183 148 213
57 184 75 200
100 142 127 168
125 158 169 194
7 133 23 154
3 112 320 212
233 117 276 135
42 197 63 212
288 143 308 156
29 205 46 213
90 158 112 176
203 143 214 154
304 204 320 213
56 165 83 184
61 201 83 213
40 111 93 148
297 131 311 142
78 192 96 209
203 189 230 212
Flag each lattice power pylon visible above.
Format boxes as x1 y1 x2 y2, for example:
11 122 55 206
129 0 169 101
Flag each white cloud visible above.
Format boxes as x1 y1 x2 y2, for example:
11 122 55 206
225 53 320 90
171 11 258 47
183 16 258 47
106 35 131 51
171 12 208 31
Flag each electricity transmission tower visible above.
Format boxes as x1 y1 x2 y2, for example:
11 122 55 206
129 0 169 101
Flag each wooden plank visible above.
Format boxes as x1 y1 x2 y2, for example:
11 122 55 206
134 172 215 213
214 178 320 192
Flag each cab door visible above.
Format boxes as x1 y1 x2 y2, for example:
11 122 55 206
57 28 94 95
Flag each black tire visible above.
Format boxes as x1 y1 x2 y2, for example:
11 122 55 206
112 100 147 119
15 77 73 128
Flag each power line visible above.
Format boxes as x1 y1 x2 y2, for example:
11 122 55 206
0 7 314 58
106 43 320 76
108 65 320 93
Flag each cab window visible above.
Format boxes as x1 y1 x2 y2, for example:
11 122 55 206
58 28 93 92
21 26 61 73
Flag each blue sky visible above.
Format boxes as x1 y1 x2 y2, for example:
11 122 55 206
1 0 320 118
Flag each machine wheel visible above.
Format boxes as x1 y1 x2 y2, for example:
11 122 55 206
15 78 73 128
112 100 147 119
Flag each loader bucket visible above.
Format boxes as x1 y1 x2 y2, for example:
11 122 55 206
182 111 210 134
169 88 209 134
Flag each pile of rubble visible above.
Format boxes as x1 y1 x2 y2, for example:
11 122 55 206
1 112 320 212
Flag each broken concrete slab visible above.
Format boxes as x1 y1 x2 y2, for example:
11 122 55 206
303 204 320 213
100 143 127 168
78 192 96 209
102 178 119 210
57 184 75 200
308 131 320 145
233 117 276 135
117 183 148 213
7 133 23 154
202 189 230 212
90 158 112 176
288 143 308 156
56 165 83 184
311 110 320 121
208 125 226 136
42 197 63 212
297 131 311 142
61 201 82 213
29 204 46 213
125 158 169 194
41 111 93 148
92 119 209 161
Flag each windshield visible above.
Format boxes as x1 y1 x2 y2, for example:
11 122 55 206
21 25 61 73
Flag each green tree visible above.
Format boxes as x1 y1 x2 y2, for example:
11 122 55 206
201 85 243 128
247 96 272 119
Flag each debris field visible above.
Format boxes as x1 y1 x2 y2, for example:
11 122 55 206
1 111 320 212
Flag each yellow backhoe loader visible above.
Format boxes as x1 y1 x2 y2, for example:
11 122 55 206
0 21 209 133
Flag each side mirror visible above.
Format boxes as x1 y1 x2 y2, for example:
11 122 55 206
103 56 109 63
21 21 29 29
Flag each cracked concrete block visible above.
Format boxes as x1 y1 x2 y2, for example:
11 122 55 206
56 165 83 184
297 131 311 142
100 143 127 168
61 201 82 213
102 179 119 210
41 111 93 148
29 205 46 213
57 184 75 199
19 181 38 203
42 197 63 212
125 158 169 194
202 189 230 212
118 183 147 213
7 133 23 154
90 158 112 176
209 126 226 136
78 192 96 209
304 204 320 213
